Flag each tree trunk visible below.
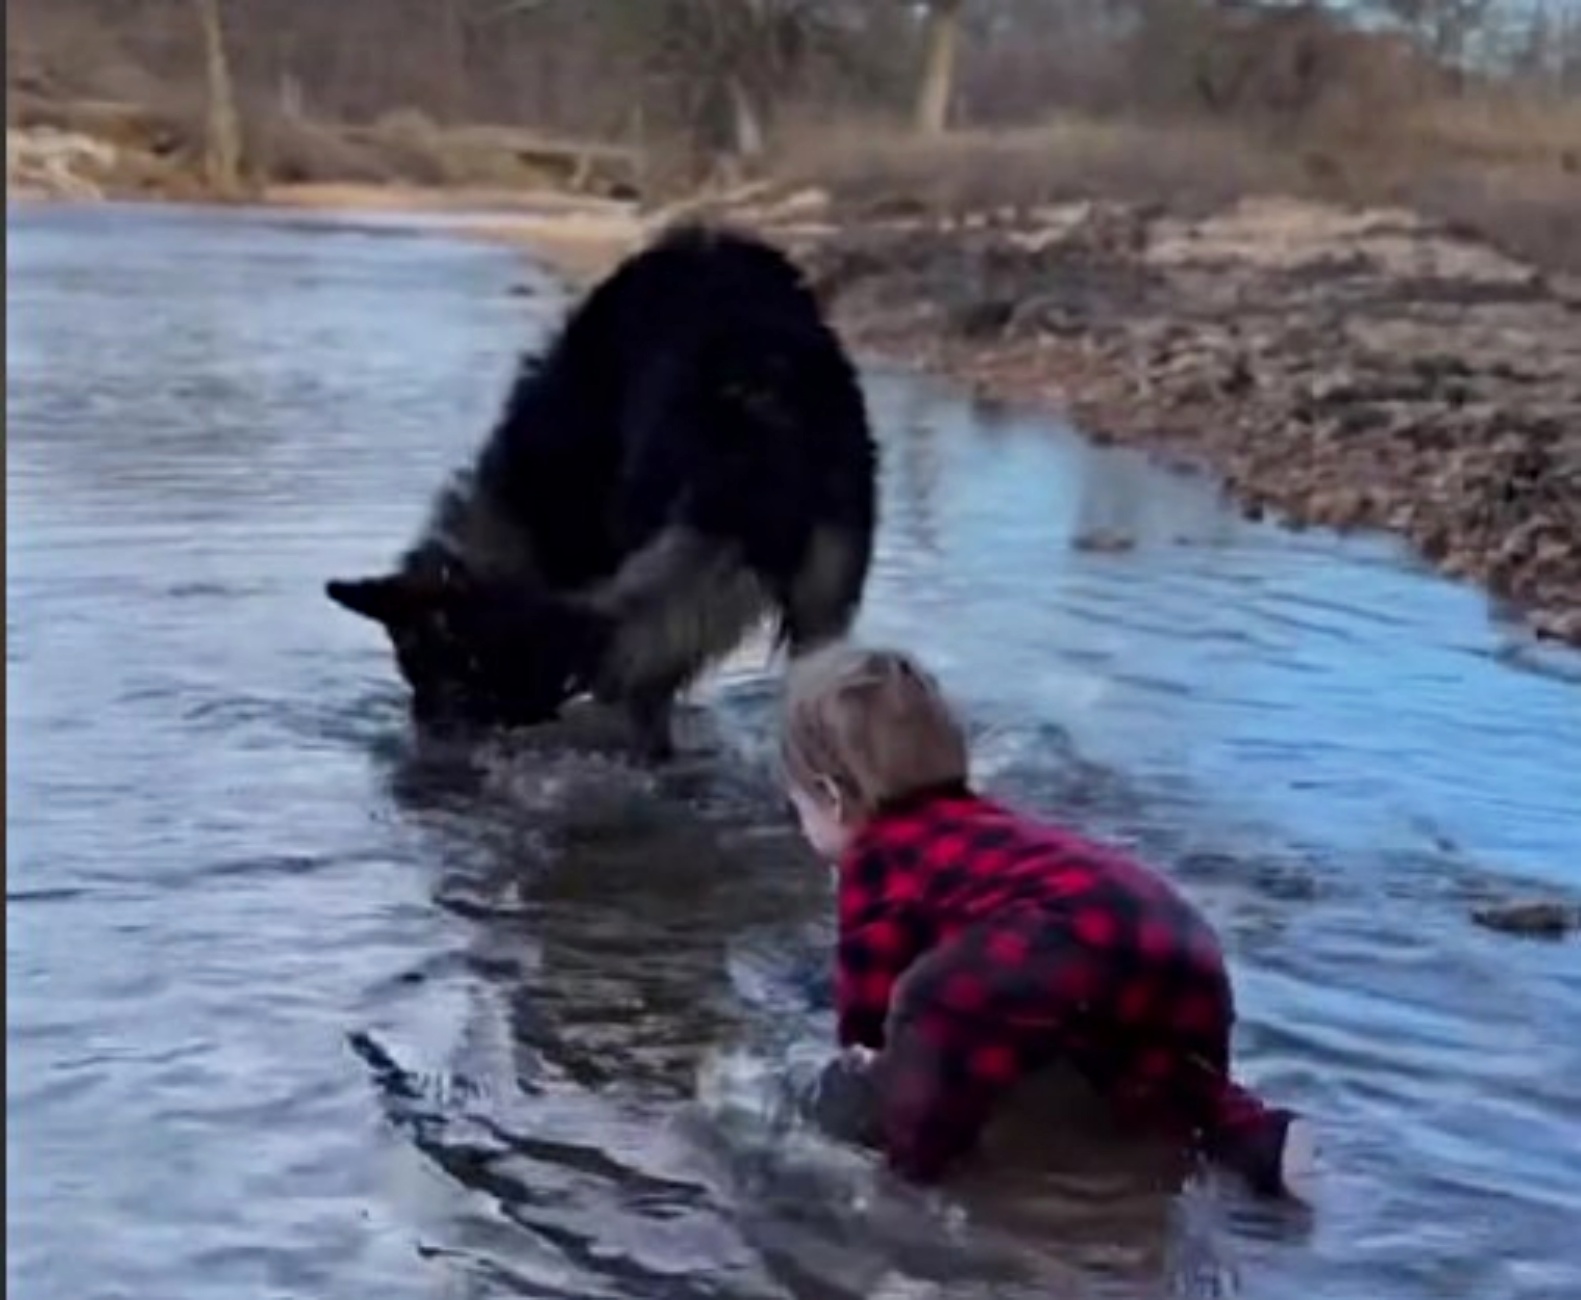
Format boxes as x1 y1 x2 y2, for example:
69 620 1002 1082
914 0 964 136
727 74 766 160
194 0 242 196
438 0 469 123
278 72 305 119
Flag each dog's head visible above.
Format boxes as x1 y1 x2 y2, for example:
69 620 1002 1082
326 558 608 728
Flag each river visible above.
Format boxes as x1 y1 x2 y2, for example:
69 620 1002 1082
7 202 1580 1300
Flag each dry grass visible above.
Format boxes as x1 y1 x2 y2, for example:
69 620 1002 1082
776 115 1299 220
1403 165 1581 280
245 113 397 185
1390 96 1581 172
249 108 575 189
9 88 630 201
772 95 1581 277
1295 92 1581 274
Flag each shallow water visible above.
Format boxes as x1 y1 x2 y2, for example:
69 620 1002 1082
8 202 1580 1300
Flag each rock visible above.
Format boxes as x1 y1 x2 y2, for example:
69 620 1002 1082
1308 486 1373 530
1531 607 1581 644
1071 529 1137 554
1470 900 1580 938
950 298 1016 339
1155 452 1201 477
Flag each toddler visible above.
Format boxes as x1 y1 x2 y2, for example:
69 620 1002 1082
779 643 1315 1196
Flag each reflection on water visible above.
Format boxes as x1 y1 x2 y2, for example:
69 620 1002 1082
8 202 1581 1300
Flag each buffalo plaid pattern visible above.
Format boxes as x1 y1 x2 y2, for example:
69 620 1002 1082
835 781 1291 1189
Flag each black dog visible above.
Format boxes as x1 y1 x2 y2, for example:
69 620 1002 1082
327 224 877 759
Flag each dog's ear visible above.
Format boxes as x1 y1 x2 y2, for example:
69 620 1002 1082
325 573 436 626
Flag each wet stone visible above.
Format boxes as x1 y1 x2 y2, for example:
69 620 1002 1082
1470 900 1581 939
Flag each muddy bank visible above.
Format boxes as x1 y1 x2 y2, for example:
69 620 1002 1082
782 196 1581 647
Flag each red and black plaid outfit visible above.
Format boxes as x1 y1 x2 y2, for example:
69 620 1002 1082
835 780 1294 1189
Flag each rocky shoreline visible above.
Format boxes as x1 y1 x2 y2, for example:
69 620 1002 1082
784 195 1581 647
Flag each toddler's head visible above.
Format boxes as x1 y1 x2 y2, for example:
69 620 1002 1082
778 644 969 859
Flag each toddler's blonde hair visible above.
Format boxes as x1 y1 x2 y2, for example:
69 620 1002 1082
779 643 968 815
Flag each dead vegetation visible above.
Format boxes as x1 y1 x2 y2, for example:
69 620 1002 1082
6 92 642 201
770 111 1581 282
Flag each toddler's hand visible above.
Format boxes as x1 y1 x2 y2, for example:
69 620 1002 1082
1280 1118 1320 1203
841 1044 878 1072
808 1047 881 1145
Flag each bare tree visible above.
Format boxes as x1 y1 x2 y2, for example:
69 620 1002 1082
1506 1 1581 94
1367 0 1496 69
193 0 241 193
914 0 965 134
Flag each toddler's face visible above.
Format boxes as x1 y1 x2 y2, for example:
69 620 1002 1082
788 781 855 862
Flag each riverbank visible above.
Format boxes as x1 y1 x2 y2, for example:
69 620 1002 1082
795 197 1581 647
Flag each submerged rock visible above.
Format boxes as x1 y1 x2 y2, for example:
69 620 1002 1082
1470 900 1580 939
1071 528 1138 554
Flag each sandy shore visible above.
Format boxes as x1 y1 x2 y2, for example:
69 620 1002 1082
258 182 650 281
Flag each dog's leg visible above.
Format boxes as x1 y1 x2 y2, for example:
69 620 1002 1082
627 688 678 764
587 526 771 758
591 673 679 763
782 524 873 656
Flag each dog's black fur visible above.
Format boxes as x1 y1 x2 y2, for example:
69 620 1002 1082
327 223 877 759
